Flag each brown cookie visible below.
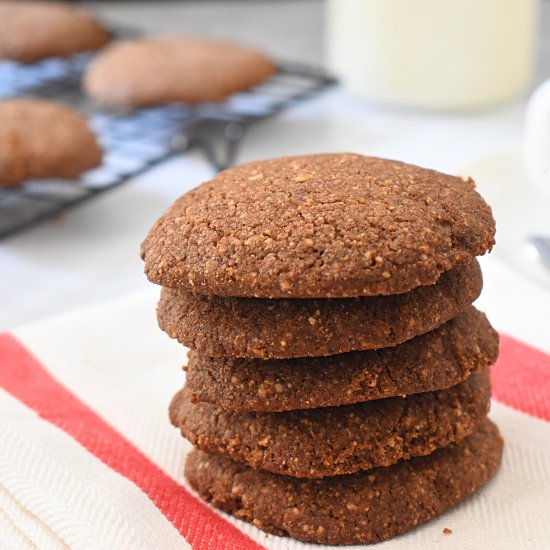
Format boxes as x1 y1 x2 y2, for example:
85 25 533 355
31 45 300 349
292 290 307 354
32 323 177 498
84 36 276 107
0 132 26 187
158 260 482 359
0 100 102 187
0 1 110 63
185 418 503 545
185 306 498 412
171 369 491 478
141 153 495 298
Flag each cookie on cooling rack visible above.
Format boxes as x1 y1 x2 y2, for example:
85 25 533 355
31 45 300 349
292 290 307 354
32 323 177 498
0 1 110 62
84 36 276 107
0 100 102 187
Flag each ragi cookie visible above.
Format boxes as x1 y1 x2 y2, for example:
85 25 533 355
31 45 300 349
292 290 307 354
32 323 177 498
185 418 503 545
0 132 26 187
141 153 495 298
0 100 102 187
171 369 491 478
0 1 110 62
84 36 276 107
158 260 482 359
185 306 498 412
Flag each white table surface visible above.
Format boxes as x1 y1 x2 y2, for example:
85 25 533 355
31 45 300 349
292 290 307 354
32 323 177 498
1 0 550 331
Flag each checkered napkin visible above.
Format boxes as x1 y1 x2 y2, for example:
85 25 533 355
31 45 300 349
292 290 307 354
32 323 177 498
1 259 549 549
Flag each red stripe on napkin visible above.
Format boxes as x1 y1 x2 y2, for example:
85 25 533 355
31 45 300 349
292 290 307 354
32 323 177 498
492 334 550 423
0 333 264 550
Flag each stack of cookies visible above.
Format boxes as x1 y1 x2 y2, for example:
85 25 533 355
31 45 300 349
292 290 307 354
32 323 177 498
141 153 503 546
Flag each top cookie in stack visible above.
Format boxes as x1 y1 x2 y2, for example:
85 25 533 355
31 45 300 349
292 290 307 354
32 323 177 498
141 153 501 545
142 153 494 300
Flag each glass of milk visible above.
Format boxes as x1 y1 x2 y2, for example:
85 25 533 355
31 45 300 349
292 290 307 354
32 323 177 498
326 0 538 110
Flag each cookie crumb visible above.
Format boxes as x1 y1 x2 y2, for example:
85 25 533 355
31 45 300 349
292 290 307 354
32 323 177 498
442 527 453 535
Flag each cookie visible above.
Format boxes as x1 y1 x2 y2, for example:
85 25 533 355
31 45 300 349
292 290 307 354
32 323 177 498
171 369 490 478
84 36 276 107
158 260 482 359
186 418 503 545
0 132 26 187
186 419 502 545
141 153 495 298
0 100 102 187
0 1 110 63
185 306 498 412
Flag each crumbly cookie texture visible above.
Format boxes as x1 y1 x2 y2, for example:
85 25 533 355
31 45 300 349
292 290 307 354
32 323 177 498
185 306 498 411
185 418 503 545
171 369 491 478
142 153 495 298
0 100 101 187
0 1 110 62
157 260 482 359
85 36 275 107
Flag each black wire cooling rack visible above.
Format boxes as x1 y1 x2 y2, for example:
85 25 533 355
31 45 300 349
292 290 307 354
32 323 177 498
0 54 337 240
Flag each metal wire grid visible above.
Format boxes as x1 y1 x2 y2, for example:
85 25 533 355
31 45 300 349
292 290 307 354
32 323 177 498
0 56 336 240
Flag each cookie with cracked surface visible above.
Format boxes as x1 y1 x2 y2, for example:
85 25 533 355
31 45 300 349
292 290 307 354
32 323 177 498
0 1 110 62
185 306 498 412
185 418 503 545
171 369 491 478
84 36 276 107
141 153 495 298
158 260 482 359
0 100 102 187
